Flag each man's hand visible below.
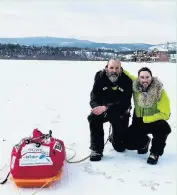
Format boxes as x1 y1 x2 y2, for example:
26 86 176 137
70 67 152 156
91 106 107 115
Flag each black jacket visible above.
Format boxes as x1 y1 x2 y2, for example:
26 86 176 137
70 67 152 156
90 69 133 115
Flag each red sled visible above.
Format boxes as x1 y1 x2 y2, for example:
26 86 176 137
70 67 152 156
10 129 66 188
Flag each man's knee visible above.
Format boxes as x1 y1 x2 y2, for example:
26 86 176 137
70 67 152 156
154 120 171 135
87 113 105 123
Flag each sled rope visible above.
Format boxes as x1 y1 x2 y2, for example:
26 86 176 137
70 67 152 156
30 176 56 195
11 175 57 195
11 177 22 195
65 124 112 163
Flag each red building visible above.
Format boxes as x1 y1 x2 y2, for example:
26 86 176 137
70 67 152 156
151 48 169 62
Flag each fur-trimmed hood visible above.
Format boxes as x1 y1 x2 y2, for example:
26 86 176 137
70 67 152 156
133 77 163 108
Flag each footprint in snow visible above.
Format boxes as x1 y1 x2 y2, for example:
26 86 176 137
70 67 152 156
140 180 159 191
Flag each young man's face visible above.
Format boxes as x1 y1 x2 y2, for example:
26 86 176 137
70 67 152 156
138 71 152 89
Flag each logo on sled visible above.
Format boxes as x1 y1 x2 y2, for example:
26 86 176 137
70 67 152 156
19 153 53 166
21 144 50 156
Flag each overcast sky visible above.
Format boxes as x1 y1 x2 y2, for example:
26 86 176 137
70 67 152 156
0 0 176 44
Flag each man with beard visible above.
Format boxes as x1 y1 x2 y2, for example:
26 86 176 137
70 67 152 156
87 59 133 161
124 67 171 165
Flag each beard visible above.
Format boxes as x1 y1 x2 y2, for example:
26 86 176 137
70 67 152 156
106 71 119 83
139 82 151 92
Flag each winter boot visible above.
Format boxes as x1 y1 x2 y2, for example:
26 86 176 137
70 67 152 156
90 150 103 161
147 153 159 165
138 136 151 154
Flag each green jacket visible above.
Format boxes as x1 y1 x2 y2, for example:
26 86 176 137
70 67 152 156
123 70 170 123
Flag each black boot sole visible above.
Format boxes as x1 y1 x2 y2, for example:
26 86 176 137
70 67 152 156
147 158 158 165
90 157 102 161
90 154 103 161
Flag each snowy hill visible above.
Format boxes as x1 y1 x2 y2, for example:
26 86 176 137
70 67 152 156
148 42 177 51
0 61 176 195
0 37 154 51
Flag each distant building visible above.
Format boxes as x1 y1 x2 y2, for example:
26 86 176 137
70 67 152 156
134 50 149 62
150 48 168 62
134 50 146 56
169 54 177 63
124 54 134 61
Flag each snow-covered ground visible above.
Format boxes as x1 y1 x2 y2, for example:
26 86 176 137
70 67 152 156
0 60 176 195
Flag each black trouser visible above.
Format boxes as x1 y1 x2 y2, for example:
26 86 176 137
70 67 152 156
124 119 171 156
87 110 130 152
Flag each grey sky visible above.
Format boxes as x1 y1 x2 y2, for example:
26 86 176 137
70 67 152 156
0 0 176 44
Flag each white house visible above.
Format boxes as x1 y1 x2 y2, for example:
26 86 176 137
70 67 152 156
169 54 177 63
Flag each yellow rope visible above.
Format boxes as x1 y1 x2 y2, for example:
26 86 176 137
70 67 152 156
10 175 57 195
10 177 22 195
31 175 57 195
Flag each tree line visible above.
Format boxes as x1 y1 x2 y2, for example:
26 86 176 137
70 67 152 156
0 43 134 61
